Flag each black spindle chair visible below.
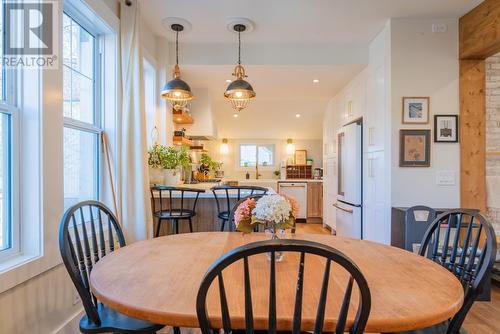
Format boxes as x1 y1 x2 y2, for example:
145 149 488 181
59 200 165 334
196 239 372 334
393 209 497 334
151 186 205 237
212 185 268 231
404 206 436 253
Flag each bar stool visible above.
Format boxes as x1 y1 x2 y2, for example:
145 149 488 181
211 185 268 231
150 186 205 237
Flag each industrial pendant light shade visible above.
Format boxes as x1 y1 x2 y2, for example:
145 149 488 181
161 23 193 110
224 24 255 112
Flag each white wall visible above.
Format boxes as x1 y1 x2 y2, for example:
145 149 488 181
390 18 460 208
208 138 323 180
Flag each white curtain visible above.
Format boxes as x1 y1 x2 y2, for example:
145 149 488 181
118 0 152 242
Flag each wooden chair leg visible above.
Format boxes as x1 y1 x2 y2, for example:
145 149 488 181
189 218 193 233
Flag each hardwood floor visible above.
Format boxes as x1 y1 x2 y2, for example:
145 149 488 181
463 282 500 334
157 223 500 334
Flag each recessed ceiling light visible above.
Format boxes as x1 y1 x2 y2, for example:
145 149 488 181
226 79 232 83
177 118 182 121
295 114 301 118
233 113 239 118
313 79 319 83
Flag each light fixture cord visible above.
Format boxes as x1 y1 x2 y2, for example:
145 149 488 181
238 31 241 65
176 30 179 65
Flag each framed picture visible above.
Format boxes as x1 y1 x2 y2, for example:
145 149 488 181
434 115 459 143
399 129 431 167
402 97 430 124
294 150 307 165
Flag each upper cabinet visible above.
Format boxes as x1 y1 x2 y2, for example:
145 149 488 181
364 25 389 153
364 64 386 152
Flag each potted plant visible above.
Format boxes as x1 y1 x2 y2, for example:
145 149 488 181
199 153 220 179
148 145 191 185
148 144 167 184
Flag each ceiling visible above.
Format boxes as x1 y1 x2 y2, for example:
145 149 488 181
140 0 482 44
181 65 363 101
181 65 362 139
140 0 482 140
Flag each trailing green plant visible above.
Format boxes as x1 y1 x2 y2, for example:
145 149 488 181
148 145 191 170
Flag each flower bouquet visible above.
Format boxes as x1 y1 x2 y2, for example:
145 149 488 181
234 194 299 262
234 194 299 235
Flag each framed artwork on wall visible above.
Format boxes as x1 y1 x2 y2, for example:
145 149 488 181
434 115 459 143
402 97 430 124
399 129 431 167
294 150 307 165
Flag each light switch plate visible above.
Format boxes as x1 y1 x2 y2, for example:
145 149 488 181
436 170 456 186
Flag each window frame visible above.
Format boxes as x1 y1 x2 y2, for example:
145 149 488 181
0 102 20 262
239 143 276 168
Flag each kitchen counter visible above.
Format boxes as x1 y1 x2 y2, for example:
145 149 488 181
151 183 276 198
279 179 323 183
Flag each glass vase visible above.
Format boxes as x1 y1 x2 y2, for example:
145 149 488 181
265 226 284 262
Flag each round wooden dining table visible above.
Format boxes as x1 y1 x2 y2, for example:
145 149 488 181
90 232 464 333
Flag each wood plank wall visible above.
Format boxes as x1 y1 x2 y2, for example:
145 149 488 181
459 0 500 212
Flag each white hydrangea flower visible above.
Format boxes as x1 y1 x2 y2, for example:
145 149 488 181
253 195 292 224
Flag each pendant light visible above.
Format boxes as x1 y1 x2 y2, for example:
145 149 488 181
161 23 193 110
224 24 256 112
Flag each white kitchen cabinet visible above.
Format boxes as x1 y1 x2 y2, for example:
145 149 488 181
363 150 390 244
364 64 386 153
323 157 337 232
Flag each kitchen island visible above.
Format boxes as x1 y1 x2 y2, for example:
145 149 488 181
151 183 275 235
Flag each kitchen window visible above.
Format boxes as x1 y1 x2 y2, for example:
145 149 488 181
239 144 275 167
63 13 101 210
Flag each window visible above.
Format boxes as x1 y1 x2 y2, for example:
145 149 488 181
239 144 275 167
143 59 156 148
63 13 101 210
0 0 19 259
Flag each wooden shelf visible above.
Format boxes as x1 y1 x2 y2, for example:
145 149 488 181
189 145 208 152
172 110 193 124
172 136 193 146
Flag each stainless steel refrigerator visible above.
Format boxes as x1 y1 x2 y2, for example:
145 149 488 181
334 120 362 239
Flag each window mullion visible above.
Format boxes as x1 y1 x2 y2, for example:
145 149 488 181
63 117 102 134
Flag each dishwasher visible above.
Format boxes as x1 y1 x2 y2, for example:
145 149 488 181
277 181 307 220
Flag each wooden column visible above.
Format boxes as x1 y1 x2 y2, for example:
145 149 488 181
459 60 486 211
459 0 500 212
